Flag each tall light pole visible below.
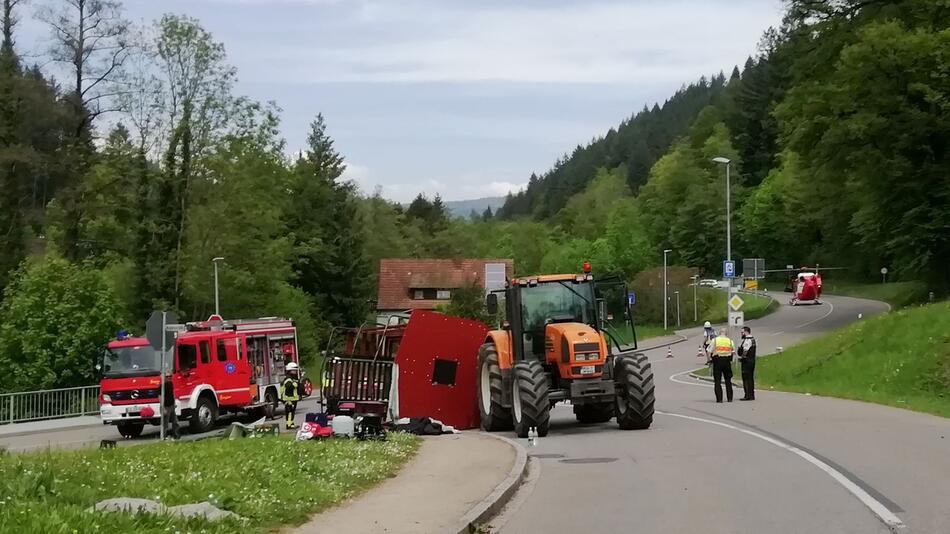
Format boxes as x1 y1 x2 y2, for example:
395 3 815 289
690 274 698 322
663 249 672 331
212 257 224 316
712 157 732 264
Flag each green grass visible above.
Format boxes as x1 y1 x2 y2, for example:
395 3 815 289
608 292 778 347
740 302 950 417
759 279 930 309
0 432 420 533
821 280 929 309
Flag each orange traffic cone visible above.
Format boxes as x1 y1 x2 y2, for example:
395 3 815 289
666 347 673 358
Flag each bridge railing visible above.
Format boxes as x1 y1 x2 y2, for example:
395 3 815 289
0 385 101 425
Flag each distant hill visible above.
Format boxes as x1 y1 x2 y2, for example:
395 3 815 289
443 196 507 219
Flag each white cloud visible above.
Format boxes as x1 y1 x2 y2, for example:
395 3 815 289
244 0 783 84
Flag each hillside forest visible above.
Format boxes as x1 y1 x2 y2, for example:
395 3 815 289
0 0 947 391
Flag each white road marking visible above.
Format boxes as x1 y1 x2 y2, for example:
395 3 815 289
770 299 835 335
669 368 713 388
657 410 905 530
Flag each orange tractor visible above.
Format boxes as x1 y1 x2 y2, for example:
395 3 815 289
478 266 655 438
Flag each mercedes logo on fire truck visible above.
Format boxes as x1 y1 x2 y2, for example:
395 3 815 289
131 390 140 399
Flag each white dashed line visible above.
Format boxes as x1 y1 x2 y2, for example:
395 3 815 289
657 410 905 530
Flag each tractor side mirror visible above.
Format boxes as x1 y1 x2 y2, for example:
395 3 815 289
486 293 498 316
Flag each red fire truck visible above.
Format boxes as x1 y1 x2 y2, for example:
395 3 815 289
99 316 312 438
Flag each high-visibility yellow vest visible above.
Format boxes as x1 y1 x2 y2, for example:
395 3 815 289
281 377 300 402
713 336 734 357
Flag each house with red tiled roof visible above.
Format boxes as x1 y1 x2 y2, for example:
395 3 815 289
376 259 514 324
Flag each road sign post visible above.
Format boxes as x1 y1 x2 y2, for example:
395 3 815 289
724 260 736 279
881 267 888 284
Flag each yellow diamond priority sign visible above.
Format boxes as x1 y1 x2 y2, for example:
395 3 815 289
728 294 745 312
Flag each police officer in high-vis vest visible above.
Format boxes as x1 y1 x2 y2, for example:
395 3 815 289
282 362 300 429
711 329 735 403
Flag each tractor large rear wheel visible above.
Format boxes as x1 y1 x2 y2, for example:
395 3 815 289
511 360 550 438
615 353 655 430
477 343 512 431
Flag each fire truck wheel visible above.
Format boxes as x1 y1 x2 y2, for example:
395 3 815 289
614 353 655 430
574 403 614 424
301 377 313 398
190 395 218 433
264 389 278 419
511 360 550 438
117 422 144 438
477 343 512 431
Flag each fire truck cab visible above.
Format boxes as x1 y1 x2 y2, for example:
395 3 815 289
99 316 310 438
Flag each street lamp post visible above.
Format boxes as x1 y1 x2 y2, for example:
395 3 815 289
663 249 672 331
212 257 224 316
712 157 732 264
713 156 735 340
690 274 698 322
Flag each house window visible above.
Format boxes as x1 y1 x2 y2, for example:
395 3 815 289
437 290 451 300
413 290 424 300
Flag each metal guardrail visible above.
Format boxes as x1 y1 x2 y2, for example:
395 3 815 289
0 385 101 425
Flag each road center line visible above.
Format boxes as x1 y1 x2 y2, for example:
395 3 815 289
669 368 712 388
656 410 905 530
792 300 835 330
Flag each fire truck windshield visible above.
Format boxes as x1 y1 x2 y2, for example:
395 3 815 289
102 345 161 378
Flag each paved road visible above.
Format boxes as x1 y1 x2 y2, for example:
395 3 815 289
492 294 950 534
0 397 322 452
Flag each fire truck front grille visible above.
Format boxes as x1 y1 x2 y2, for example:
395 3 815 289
110 389 160 402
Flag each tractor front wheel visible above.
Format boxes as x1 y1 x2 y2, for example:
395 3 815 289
477 343 512 431
511 360 550 438
615 353 655 430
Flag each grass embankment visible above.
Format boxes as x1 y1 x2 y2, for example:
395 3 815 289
0 433 420 533
698 302 950 417
627 290 778 344
759 279 929 309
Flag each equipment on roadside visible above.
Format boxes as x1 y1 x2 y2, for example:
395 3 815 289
321 310 488 430
477 263 655 438
763 265 844 306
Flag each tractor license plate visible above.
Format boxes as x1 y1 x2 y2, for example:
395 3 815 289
580 365 596 375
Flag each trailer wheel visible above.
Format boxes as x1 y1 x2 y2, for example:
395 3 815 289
574 403 613 424
511 360 550 438
117 422 144 438
615 353 655 430
477 343 512 431
190 395 218 433
264 388 278 419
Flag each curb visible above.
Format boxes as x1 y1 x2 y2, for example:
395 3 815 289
446 432 528 534
638 332 689 352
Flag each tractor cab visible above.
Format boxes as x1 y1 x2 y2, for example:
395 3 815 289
480 265 655 438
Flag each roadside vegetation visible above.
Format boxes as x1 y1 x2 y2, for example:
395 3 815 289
715 303 950 417
0 433 420 533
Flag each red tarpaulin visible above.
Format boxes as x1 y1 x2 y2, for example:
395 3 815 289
395 310 488 429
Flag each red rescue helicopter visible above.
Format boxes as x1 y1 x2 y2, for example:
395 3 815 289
763 265 845 306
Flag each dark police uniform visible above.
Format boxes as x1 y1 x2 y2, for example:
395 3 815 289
738 333 757 400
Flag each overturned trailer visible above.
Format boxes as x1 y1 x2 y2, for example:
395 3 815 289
321 310 488 430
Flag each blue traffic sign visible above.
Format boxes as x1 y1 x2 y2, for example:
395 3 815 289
627 291 636 305
723 260 736 278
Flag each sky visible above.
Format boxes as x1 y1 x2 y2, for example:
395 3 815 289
15 0 785 202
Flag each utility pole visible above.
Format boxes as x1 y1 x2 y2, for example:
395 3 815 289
690 275 698 322
212 257 224 316
663 249 672 331
675 290 681 328
713 156 735 339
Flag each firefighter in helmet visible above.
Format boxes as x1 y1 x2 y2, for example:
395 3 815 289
282 362 301 429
